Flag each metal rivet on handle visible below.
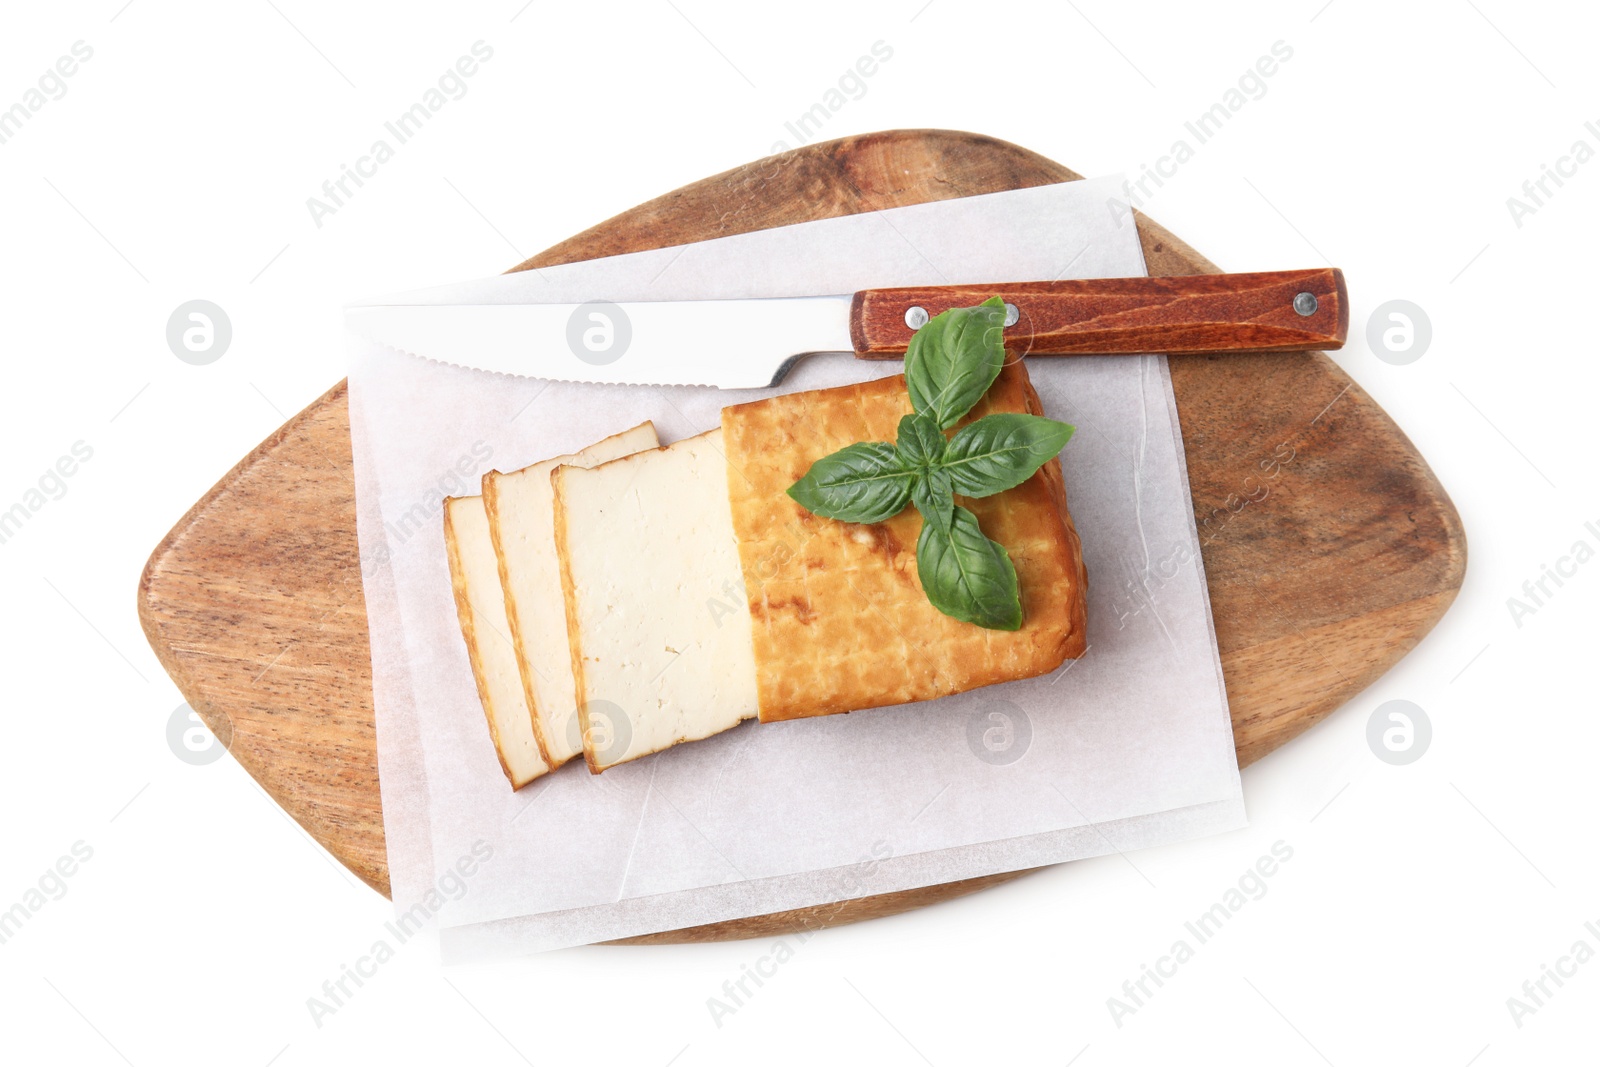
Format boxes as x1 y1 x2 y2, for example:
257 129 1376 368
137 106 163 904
1002 302 1020 327
905 306 929 330
1293 292 1318 317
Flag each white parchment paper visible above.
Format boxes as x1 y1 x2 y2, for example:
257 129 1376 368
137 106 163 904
347 177 1245 956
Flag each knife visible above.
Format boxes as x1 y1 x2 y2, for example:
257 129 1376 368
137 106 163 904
346 267 1346 390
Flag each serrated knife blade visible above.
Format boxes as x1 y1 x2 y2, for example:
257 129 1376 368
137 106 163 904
346 295 856 389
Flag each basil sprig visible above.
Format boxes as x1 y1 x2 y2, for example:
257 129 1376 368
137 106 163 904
785 297 1075 630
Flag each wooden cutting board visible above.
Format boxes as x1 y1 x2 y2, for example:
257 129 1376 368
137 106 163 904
137 130 1465 944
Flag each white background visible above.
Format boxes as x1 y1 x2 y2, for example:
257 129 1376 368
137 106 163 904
1 1 1594 1063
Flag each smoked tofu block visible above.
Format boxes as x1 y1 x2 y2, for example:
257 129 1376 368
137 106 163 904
546 361 1086 773
443 495 550 789
551 429 759 773
721 359 1088 722
482 422 659 771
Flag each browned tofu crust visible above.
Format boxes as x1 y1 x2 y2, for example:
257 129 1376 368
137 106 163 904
721 359 1088 722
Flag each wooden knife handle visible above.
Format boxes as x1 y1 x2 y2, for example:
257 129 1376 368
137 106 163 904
849 268 1348 358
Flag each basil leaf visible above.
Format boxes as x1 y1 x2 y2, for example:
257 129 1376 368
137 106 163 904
896 412 947 471
905 296 1007 429
943 413 1076 497
786 442 912 524
915 503 1022 630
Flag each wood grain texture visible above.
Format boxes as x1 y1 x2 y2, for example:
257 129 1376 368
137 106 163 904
849 269 1348 356
137 129 1466 943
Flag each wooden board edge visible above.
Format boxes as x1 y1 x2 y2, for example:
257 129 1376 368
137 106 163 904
137 379 341 714
134 378 389 896
511 129 1086 274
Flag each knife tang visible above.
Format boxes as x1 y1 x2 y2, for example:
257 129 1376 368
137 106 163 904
849 268 1348 358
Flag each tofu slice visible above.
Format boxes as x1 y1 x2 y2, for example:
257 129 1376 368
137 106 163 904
482 422 658 769
443 496 550 789
552 428 758 773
